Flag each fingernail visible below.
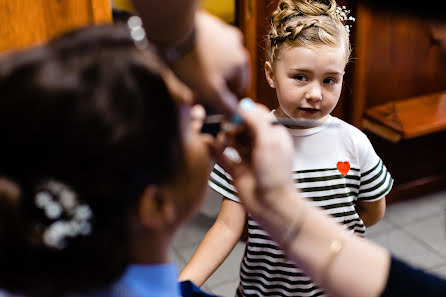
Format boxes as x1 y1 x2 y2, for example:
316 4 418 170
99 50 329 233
240 98 254 111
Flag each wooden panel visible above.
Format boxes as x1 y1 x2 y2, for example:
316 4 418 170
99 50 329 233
0 0 112 53
349 3 446 202
351 4 446 128
236 0 259 102
363 90 446 141
365 130 446 203
91 0 113 23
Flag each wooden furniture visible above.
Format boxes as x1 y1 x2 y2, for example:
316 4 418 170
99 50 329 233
0 0 112 54
352 4 446 202
236 0 446 203
363 90 446 143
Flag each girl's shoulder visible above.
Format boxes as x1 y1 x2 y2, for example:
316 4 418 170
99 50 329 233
330 116 375 153
331 116 369 140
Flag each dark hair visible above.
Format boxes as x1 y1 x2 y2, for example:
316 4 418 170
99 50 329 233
0 24 181 297
360 0 446 21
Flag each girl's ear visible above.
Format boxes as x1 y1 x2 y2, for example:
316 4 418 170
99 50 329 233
264 61 275 88
137 185 176 230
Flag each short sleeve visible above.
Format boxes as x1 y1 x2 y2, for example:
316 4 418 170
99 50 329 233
208 163 240 202
355 131 393 202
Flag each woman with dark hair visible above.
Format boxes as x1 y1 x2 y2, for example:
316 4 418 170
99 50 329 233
0 23 216 297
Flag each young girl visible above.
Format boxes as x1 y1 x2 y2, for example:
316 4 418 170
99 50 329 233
179 0 393 296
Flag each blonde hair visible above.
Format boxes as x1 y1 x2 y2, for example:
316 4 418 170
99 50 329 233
267 0 351 64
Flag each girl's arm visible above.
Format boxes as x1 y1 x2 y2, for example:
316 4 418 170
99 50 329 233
356 197 386 227
179 197 246 287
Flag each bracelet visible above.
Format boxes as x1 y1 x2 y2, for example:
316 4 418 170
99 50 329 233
157 25 197 66
318 237 344 285
280 205 307 251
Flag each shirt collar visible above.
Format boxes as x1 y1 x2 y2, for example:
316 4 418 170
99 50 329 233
270 111 333 137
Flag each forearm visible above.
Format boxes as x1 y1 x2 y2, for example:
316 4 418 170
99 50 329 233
130 0 198 45
252 190 391 297
179 219 242 286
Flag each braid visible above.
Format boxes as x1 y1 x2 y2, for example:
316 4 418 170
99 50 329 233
267 0 350 63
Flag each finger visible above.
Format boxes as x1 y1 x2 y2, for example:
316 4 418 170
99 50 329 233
214 148 242 179
227 59 251 100
163 69 194 104
237 99 272 135
215 83 240 117
214 132 229 154
190 104 206 132
225 48 251 99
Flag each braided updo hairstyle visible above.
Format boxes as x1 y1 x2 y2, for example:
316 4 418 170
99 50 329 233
267 0 351 64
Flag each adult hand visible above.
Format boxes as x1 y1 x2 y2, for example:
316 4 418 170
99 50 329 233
171 11 251 116
215 99 296 219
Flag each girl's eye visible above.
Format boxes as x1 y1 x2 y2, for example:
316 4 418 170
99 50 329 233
323 78 337 85
294 75 307 82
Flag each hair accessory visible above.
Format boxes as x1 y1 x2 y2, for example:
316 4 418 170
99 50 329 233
334 5 356 34
34 180 93 250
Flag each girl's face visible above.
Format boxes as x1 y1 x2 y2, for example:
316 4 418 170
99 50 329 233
266 45 346 126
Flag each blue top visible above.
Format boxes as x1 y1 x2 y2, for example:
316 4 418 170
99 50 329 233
82 263 215 297
0 263 216 297
114 263 183 297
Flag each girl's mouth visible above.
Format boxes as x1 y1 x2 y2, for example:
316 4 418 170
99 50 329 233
298 107 320 114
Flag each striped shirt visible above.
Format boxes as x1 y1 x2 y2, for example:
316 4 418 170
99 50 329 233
209 115 393 297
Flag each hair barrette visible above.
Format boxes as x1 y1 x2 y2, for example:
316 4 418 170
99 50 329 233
35 180 93 250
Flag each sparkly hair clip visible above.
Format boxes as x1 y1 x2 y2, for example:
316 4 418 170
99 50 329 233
34 180 93 250
334 5 356 34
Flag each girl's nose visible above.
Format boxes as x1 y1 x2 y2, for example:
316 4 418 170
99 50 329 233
305 82 322 101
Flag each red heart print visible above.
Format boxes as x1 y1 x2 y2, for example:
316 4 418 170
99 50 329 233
337 161 350 177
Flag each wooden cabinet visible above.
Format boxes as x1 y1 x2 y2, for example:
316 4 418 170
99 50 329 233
0 0 112 53
236 0 446 203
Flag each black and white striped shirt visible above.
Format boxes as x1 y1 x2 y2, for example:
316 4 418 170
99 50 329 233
209 115 393 297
